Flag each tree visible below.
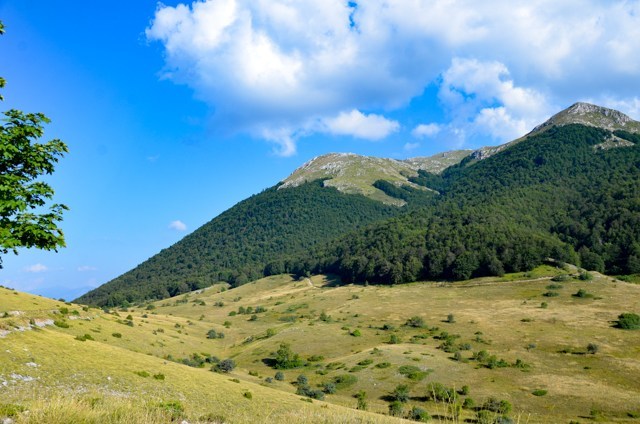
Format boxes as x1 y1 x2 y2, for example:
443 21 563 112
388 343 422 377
0 21 68 267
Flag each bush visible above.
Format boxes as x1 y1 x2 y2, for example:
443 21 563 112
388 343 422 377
243 391 252 400
134 370 150 378
572 288 592 298
388 400 404 417
398 365 428 381
153 373 165 380
392 384 410 402
388 334 400 344
587 343 599 354
351 329 361 337
483 397 512 414
215 358 236 373
333 374 357 389
617 313 640 329
375 362 391 369
158 400 184 420
111 332 122 338
406 316 425 328
446 313 456 323
579 271 593 281
296 374 308 386
426 382 457 402
542 291 559 297
274 343 304 369
355 390 367 410
274 371 285 381
53 320 69 328
409 406 430 422
532 389 547 396
75 334 94 342
463 397 475 409
322 382 336 394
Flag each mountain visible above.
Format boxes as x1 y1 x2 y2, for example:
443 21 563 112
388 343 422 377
280 150 471 205
76 181 400 306
77 102 640 306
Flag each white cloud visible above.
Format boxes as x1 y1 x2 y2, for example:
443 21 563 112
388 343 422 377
77 266 97 272
147 0 640 152
412 123 442 139
24 264 48 273
168 220 188 231
322 110 399 140
437 58 553 144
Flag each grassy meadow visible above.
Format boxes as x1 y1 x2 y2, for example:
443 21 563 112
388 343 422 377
1 265 640 423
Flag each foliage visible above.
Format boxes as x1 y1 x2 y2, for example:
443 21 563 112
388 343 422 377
214 359 236 373
616 312 640 330
274 343 304 369
405 315 425 328
1 39 68 267
391 384 410 403
408 406 430 422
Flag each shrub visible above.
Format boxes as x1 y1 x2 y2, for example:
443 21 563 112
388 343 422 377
0 403 26 417
307 355 325 362
274 343 304 369
357 359 373 366
406 316 425 328
426 382 458 402
207 329 225 339
388 400 404 417
572 288 592 298
351 329 361 337
483 397 512 414
75 334 94 342
587 343 599 354
158 401 184 420
266 328 277 338
215 359 236 373
398 365 428 381
134 370 150 378
616 313 640 329
532 389 547 396
53 320 69 328
551 274 570 282
463 397 475 409
540 302 548 309
355 390 368 410
296 374 308 386
388 334 400 344
322 382 337 394
243 391 252 400
153 373 165 380
579 271 593 281
409 406 430 422
391 384 410 403
375 362 391 369
274 371 285 381
333 374 358 389
446 313 456 323
111 332 122 338
542 291 559 297
459 385 470 395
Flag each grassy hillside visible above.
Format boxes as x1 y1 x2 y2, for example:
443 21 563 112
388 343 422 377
0 285 408 423
8 264 639 423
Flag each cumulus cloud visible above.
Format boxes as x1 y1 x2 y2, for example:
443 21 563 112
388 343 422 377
24 264 48 273
322 110 399 140
168 220 188 231
437 58 553 144
412 123 442 139
147 0 640 152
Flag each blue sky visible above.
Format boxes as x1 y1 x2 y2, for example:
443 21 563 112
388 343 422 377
2 1 640 300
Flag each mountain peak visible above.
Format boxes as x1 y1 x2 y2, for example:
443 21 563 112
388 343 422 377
530 102 640 135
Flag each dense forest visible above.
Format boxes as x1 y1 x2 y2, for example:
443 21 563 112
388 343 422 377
78 123 640 306
288 125 640 284
77 181 398 306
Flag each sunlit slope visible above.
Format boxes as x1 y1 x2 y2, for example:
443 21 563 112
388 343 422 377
148 270 640 423
0 288 407 423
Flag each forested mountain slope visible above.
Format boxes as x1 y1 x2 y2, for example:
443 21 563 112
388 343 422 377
77 181 398 306
77 103 640 306
304 125 640 283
